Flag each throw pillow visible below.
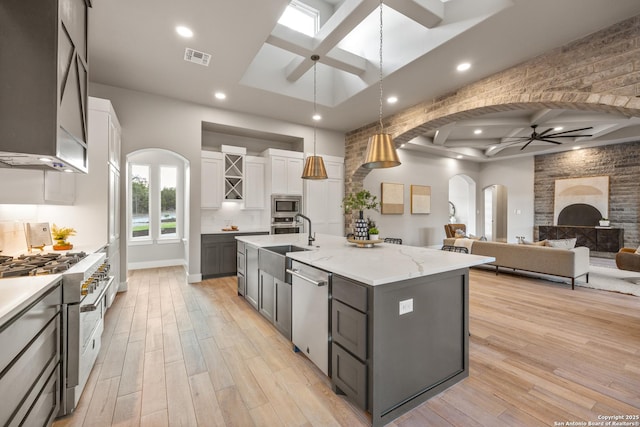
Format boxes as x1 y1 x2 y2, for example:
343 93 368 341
454 229 466 238
523 240 547 246
545 238 577 249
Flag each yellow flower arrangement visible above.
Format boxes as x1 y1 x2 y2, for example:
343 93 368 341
51 224 76 247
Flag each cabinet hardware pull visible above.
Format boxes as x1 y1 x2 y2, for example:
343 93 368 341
286 268 326 287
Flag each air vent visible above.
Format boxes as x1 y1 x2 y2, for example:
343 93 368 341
184 48 211 66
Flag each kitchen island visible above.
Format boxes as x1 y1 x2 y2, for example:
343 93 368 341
236 233 494 427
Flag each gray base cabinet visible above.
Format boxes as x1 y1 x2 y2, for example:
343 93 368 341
0 282 62 426
201 232 268 279
274 279 291 340
259 271 275 322
331 270 469 427
245 246 259 310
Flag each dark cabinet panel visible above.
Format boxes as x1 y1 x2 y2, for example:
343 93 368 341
245 246 259 310
201 232 267 279
332 342 367 410
537 226 623 252
259 271 275 322
332 300 367 361
274 279 291 340
201 242 221 278
221 242 237 275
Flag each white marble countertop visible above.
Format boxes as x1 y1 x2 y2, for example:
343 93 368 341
236 233 495 286
0 275 62 326
201 227 270 235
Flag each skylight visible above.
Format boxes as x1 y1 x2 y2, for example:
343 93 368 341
278 1 319 37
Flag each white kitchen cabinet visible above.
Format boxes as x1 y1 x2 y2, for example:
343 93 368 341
244 156 265 209
263 148 304 195
304 155 344 236
222 145 246 201
201 151 223 209
108 165 120 242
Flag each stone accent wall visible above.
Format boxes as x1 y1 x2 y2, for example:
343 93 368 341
534 141 640 248
344 15 640 231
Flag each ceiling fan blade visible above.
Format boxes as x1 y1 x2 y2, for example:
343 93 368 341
547 126 593 137
538 128 554 137
539 134 593 138
502 136 530 140
538 138 563 144
520 138 535 150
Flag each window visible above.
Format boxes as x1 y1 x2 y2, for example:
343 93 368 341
159 166 177 238
131 164 150 239
278 1 319 37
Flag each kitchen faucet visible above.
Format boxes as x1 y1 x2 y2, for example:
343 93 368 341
295 213 314 246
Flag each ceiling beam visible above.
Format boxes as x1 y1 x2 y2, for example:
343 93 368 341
384 0 444 28
433 122 456 145
529 108 563 124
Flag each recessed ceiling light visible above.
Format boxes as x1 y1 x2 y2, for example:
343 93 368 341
312 113 321 121
457 62 471 72
214 92 226 100
456 155 463 159
400 143 406 148
39 157 52 162
387 96 398 104
573 146 581 150
176 26 193 38
554 126 563 131
474 129 482 135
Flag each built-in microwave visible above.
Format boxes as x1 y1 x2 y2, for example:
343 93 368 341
271 194 302 217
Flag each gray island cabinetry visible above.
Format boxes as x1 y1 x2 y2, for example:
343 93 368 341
235 233 493 427
0 278 63 427
201 231 268 279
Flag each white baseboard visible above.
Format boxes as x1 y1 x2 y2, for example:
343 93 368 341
128 259 185 271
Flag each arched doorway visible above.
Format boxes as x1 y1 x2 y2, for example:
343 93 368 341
126 149 190 270
448 174 476 236
483 184 508 242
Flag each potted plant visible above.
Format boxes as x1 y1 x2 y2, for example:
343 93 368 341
51 224 76 250
342 189 379 219
368 227 380 240
599 218 610 227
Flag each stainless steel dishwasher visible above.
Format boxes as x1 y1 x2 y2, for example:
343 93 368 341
287 260 331 376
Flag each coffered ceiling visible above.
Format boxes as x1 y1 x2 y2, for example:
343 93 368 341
89 0 640 160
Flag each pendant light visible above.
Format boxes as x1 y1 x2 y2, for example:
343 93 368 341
302 55 328 180
362 0 401 169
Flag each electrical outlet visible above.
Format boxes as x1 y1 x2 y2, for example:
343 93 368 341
399 298 413 315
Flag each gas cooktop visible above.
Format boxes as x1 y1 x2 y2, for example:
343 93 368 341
0 252 88 278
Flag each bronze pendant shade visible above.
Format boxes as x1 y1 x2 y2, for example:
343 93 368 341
362 0 401 170
302 155 328 179
363 133 400 169
302 54 328 180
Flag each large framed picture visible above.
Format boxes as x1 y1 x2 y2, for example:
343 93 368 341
411 185 431 214
381 182 404 214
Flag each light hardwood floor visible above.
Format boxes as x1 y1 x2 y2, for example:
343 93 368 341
54 267 640 427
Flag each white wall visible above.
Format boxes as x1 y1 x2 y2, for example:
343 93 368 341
362 150 481 247
479 157 535 243
89 83 345 281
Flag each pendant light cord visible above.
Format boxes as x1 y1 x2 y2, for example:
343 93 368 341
313 56 318 156
378 0 384 133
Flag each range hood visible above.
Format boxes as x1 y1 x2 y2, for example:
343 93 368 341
0 127 88 173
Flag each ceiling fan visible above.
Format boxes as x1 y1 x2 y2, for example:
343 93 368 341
504 124 593 150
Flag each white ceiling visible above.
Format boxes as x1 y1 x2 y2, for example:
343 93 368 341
89 0 640 161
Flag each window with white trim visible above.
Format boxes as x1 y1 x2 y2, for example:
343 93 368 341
131 164 150 240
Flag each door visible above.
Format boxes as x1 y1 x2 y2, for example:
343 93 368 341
259 271 275 322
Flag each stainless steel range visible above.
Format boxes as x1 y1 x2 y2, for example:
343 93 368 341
0 251 113 416
59 252 113 416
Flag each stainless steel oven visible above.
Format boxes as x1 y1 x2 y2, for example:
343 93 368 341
271 224 302 234
271 194 302 217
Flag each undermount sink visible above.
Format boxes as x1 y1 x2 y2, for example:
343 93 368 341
262 245 310 255
258 245 310 282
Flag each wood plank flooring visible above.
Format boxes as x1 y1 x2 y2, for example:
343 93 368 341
54 267 640 427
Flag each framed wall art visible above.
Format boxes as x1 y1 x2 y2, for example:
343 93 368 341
410 185 431 214
381 182 404 214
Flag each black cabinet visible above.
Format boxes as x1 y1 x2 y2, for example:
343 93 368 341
201 232 267 279
274 278 291 340
538 226 624 252
0 0 90 172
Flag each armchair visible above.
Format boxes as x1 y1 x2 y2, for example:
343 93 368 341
444 223 466 239
615 247 640 272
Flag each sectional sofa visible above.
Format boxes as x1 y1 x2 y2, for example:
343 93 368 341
443 238 590 289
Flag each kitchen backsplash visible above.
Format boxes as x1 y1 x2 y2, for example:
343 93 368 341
201 202 268 231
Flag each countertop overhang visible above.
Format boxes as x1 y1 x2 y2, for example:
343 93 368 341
236 233 495 286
